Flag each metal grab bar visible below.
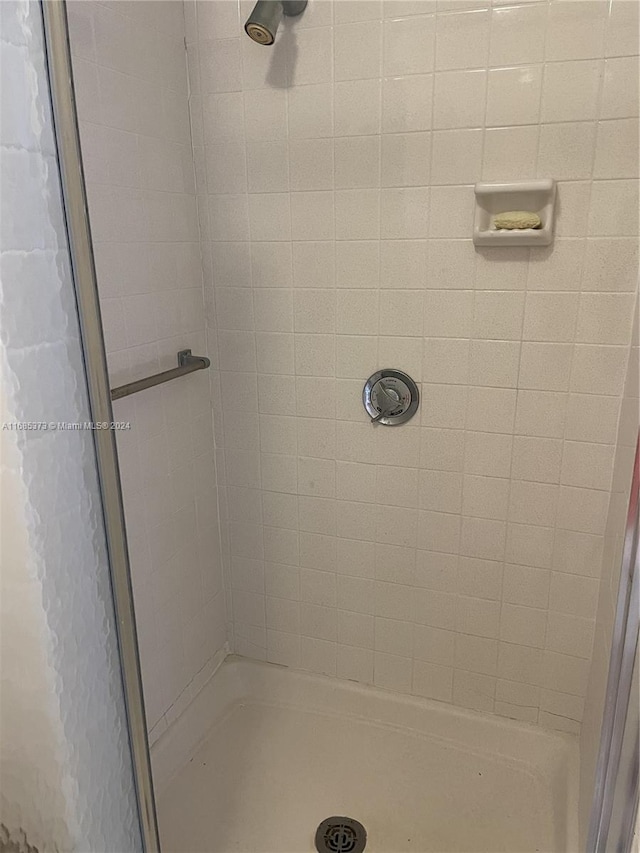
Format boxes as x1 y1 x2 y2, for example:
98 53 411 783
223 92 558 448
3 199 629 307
110 349 211 401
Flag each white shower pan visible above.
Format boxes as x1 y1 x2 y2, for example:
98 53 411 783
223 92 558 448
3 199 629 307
153 658 579 853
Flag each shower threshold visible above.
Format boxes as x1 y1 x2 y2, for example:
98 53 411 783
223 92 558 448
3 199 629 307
154 658 578 853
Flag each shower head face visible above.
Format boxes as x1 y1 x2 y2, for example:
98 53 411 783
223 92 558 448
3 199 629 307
245 20 276 44
244 0 308 45
244 1 283 45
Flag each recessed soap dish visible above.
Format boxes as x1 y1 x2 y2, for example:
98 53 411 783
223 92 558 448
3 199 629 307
473 180 556 247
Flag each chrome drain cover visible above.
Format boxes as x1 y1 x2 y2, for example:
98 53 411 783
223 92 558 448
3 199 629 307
315 817 367 853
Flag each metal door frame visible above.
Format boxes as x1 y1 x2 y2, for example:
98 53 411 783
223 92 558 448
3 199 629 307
588 436 640 853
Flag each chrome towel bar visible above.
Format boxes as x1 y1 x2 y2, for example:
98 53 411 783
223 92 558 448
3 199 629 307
110 349 211 401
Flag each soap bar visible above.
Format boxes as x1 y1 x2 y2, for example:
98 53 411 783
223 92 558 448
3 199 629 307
494 211 541 230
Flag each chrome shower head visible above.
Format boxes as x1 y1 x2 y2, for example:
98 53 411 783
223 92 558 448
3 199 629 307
244 0 308 45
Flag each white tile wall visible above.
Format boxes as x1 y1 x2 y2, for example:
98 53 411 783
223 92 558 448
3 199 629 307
68 0 638 739
68 0 226 742
188 0 638 732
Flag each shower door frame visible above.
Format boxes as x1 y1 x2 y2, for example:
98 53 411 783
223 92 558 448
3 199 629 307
40 1 160 849
588 436 639 853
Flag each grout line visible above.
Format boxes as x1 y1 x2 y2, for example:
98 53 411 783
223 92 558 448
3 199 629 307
179 0 234 662
286 5 308 669
237 0 268 655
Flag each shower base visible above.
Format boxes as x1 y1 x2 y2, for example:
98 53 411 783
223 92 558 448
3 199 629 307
153 657 579 853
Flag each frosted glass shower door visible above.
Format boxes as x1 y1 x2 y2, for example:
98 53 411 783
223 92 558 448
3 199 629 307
0 1 155 849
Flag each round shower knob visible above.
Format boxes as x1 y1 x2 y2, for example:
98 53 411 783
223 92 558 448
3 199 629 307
363 369 419 426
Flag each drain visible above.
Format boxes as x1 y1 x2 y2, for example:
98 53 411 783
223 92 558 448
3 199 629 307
315 817 367 853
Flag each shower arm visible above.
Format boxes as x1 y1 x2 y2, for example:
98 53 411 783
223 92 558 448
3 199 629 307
282 0 308 13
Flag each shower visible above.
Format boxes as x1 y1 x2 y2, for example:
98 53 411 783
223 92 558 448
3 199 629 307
244 0 307 45
6 0 639 851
